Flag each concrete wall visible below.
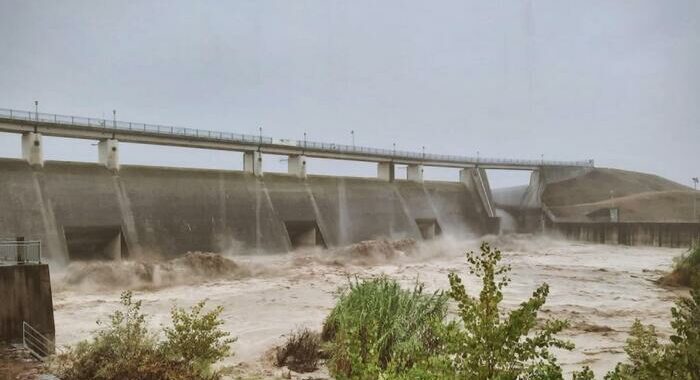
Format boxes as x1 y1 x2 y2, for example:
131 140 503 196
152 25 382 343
0 264 55 343
0 159 491 262
554 222 700 248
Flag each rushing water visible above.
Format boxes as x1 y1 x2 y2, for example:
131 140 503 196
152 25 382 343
51 235 685 378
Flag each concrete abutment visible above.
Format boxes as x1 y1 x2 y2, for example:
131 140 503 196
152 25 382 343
0 264 55 344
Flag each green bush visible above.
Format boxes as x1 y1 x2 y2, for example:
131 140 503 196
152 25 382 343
673 240 700 285
441 242 574 379
605 284 700 380
660 240 700 287
322 243 598 380
49 291 235 380
322 277 449 379
163 300 235 373
275 328 322 372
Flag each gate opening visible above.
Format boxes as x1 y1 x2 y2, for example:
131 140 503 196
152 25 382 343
415 219 441 240
284 221 326 249
64 226 127 261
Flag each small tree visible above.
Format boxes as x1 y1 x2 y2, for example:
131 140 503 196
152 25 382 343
49 292 236 380
445 242 573 379
162 300 237 373
49 291 158 379
605 285 700 380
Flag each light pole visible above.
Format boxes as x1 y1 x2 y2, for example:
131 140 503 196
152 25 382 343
112 110 116 128
693 177 698 220
351 130 355 147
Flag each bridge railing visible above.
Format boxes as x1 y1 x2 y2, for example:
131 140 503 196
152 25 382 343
0 239 41 265
0 108 594 168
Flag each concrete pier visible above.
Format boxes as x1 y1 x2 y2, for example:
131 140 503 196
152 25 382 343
460 168 496 218
243 151 262 176
21 132 43 167
0 264 55 343
377 162 395 182
287 155 307 178
407 164 423 182
98 138 119 170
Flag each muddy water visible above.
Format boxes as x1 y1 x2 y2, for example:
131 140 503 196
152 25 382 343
51 235 684 378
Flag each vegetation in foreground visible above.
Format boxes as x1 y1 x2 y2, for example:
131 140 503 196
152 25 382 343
49 292 235 380
321 276 449 378
660 240 700 287
50 241 700 379
319 242 700 379
321 242 594 379
604 285 700 380
275 327 322 373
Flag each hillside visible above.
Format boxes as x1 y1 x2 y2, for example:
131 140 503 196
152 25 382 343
541 168 697 222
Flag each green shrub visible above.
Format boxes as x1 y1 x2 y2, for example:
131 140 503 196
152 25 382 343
162 300 235 373
660 240 700 287
275 328 322 372
49 291 235 380
322 243 603 380
442 242 574 380
322 277 449 379
572 367 595 380
605 284 700 380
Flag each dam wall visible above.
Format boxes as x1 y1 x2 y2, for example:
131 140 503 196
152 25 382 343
0 158 493 262
553 222 700 248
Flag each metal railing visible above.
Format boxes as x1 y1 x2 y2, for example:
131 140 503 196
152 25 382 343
23 321 55 361
0 240 41 265
0 107 595 168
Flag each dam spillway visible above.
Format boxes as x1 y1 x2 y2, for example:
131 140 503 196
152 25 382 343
0 158 496 263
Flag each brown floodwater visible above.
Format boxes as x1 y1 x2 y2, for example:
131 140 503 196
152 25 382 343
50 234 686 378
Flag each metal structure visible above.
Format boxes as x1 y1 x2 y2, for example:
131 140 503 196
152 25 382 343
0 107 594 170
22 321 55 361
0 240 41 265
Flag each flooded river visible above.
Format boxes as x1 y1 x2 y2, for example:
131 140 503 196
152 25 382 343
51 235 685 378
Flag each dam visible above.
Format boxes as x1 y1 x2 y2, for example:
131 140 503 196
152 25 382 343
0 107 697 264
0 107 587 263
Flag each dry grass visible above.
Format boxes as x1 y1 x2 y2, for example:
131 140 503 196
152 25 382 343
275 328 321 373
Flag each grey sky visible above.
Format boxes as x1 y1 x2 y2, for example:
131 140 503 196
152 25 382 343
0 0 698 187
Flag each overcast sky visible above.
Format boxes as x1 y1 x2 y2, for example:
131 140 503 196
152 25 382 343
0 0 698 188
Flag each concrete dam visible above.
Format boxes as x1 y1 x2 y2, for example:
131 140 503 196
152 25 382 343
0 158 500 263
0 107 593 263
2 106 697 263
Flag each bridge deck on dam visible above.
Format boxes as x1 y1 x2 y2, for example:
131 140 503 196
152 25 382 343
0 108 593 170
